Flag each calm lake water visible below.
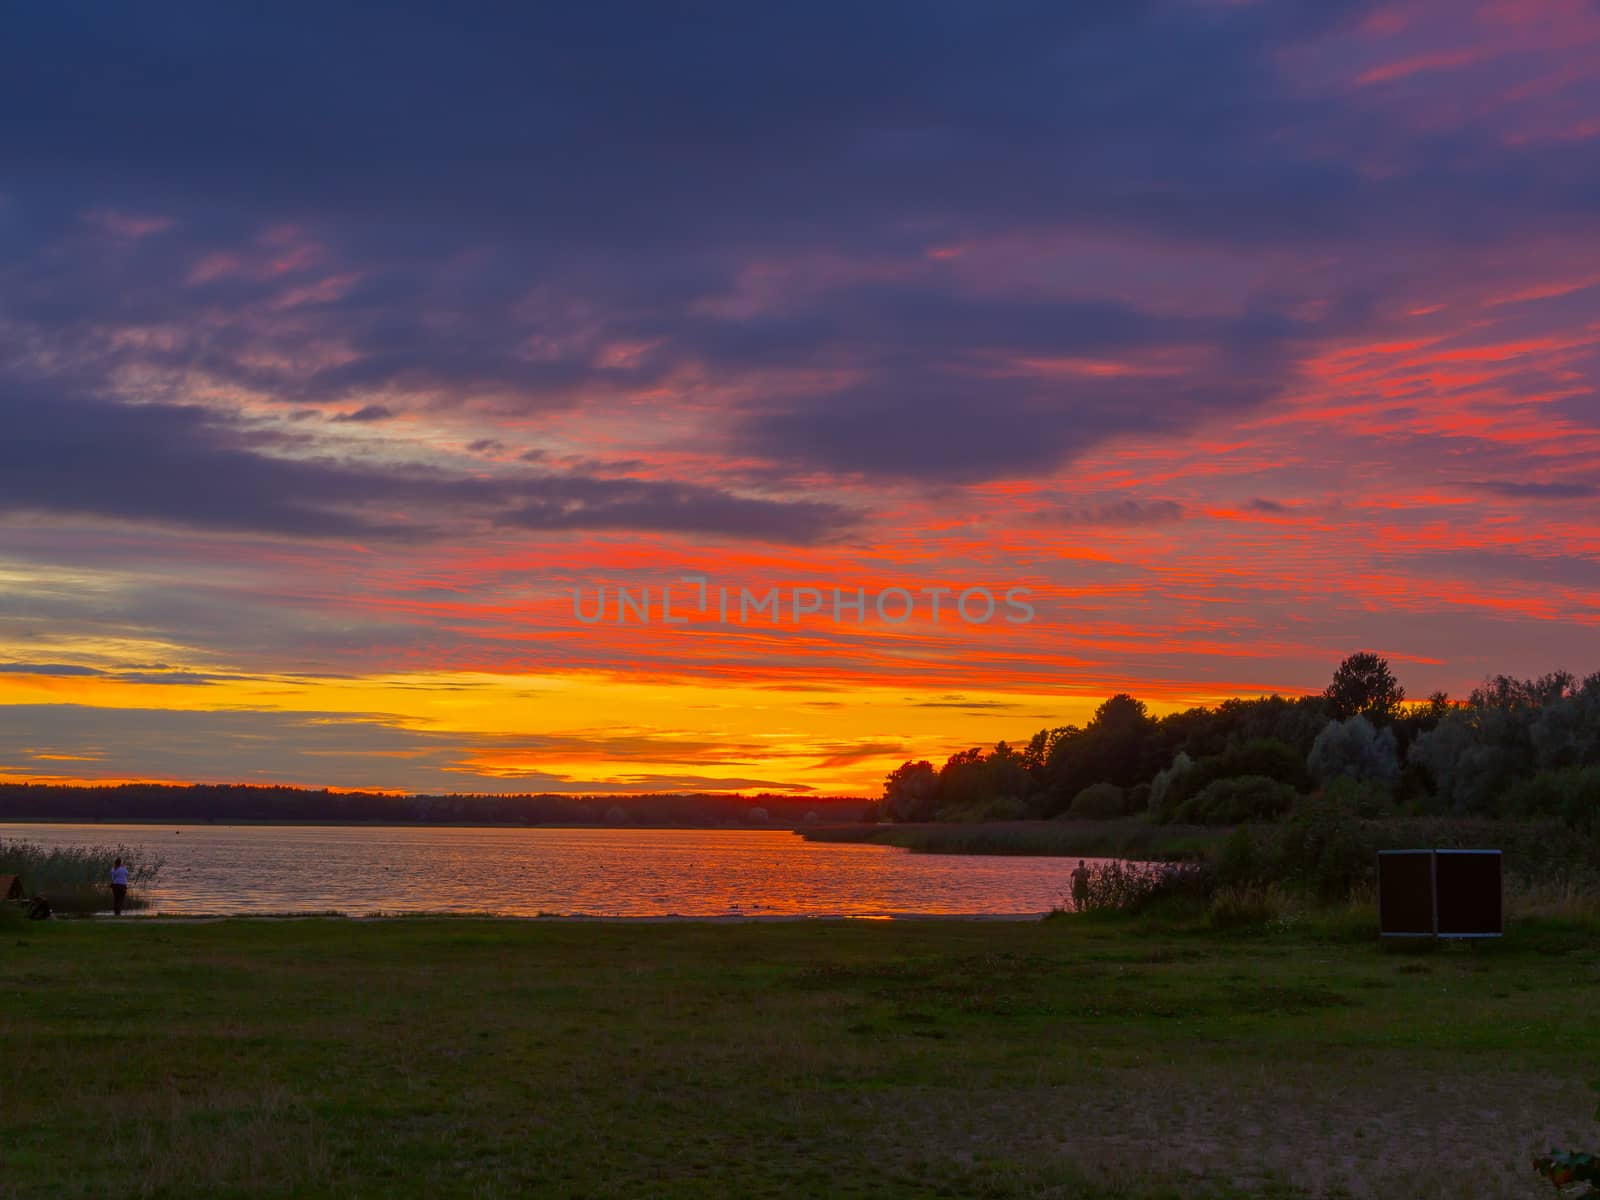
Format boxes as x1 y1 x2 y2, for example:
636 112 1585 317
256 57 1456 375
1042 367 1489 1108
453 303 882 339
0 823 1100 917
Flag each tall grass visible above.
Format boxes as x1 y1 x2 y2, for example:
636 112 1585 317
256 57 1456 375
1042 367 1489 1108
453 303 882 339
0 837 163 913
1505 871 1600 922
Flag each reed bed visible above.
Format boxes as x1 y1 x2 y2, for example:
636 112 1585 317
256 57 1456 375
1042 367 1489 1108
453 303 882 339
0 835 162 912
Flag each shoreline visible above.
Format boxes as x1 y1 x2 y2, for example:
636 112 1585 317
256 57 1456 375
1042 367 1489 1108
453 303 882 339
0 818 834 832
80 909 1054 923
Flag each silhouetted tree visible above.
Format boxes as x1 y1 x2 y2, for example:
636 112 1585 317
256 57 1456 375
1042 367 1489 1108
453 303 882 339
1324 652 1405 722
1041 694 1157 811
936 748 989 813
882 760 939 822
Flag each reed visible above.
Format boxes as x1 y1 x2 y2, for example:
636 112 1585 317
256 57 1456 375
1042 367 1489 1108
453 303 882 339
0 836 162 911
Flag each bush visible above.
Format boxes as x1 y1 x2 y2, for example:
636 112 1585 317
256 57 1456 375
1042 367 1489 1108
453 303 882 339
1160 739 1308 820
1322 774 1395 818
1208 886 1286 930
1308 715 1400 788
1069 782 1125 820
1149 752 1193 818
1215 825 1263 887
1277 792 1374 902
1124 782 1152 815
1499 766 1600 831
982 794 1032 821
1176 774 1296 824
1408 707 1529 815
1067 859 1213 914
941 794 1033 823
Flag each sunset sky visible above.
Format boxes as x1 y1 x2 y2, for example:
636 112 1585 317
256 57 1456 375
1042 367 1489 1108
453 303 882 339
3 0 1600 796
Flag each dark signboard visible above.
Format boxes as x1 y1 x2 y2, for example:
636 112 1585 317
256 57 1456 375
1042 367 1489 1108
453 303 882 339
1434 850 1503 937
1378 849 1501 939
1377 851 1435 936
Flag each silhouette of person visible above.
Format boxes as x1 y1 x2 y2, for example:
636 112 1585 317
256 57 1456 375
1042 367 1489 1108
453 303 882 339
1070 859 1091 911
110 857 129 917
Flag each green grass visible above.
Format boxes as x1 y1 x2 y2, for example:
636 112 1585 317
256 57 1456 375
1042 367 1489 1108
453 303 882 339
800 818 1229 860
1 912 1597 1199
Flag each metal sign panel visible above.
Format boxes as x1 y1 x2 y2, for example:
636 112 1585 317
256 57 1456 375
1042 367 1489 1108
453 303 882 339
1378 850 1436 937
1377 849 1502 939
1435 850 1503 937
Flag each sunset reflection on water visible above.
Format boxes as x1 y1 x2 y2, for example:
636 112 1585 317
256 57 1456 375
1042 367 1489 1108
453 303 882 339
3 823 1105 917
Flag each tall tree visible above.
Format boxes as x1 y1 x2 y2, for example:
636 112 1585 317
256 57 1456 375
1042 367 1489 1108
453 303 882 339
1324 652 1405 722
881 760 938 822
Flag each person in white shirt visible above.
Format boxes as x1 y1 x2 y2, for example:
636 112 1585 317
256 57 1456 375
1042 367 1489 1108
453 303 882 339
109 858 129 917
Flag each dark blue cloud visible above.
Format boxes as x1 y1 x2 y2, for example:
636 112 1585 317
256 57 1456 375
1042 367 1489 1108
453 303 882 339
1467 481 1597 500
12 0 1575 253
2 0 1596 494
0 374 854 542
329 404 396 424
0 662 103 676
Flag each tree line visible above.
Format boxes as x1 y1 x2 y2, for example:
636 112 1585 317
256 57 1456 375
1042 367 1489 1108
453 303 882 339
0 784 861 827
875 653 1600 833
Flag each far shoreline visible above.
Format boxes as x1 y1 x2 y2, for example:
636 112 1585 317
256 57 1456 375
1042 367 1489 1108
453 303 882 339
69 910 1055 923
0 817 836 831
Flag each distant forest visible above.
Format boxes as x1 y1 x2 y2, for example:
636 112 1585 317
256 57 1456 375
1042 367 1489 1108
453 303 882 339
875 653 1600 833
7 653 1597 835
0 785 865 827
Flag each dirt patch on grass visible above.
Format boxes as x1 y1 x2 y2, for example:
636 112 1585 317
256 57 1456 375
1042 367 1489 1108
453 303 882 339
858 1063 1589 1198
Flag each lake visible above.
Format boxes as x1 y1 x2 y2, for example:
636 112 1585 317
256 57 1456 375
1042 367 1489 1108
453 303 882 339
0 823 1099 917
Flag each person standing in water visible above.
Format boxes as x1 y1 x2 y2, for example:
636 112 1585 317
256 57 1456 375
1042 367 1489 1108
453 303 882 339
109 857 129 917
1070 859 1091 911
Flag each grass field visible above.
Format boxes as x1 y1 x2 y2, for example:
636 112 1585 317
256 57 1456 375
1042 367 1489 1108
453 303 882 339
2 910 1597 1199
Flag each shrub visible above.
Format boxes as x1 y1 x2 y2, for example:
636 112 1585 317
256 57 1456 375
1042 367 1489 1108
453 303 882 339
1176 774 1296 824
1149 752 1193 819
1124 782 1152 815
1208 886 1286 930
1322 774 1395 818
1499 766 1600 831
941 794 1032 823
1277 792 1374 902
1215 825 1263 887
982 794 1032 821
1308 715 1400 788
1408 707 1528 815
1068 859 1213 914
1161 739 1308 819
1069 782 1125 820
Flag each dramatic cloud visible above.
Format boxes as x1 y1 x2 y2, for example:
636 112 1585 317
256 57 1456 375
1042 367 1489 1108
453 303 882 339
498 480 847 542
1053 499 1187 526
3 0 1600 791
1466 481 1597 500
0 378 853 542
330 405 396 424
